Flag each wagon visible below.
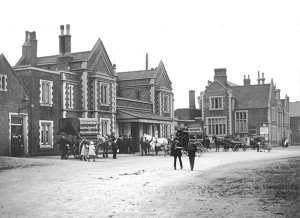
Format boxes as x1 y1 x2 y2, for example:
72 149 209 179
58 118 101 159
218 135 247 152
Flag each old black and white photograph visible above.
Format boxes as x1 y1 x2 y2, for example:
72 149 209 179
0 0 299 217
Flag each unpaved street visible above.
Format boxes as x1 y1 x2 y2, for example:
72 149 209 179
0 147 299 218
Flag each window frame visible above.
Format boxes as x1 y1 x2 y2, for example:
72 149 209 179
209 96 224 110
235 110 248 133
163 94 170 113
66 84 74 109
206 116 227 136
100 118 110 136
100 82 109 106
0 74 7 91
40 80 53 106
39 120 53 148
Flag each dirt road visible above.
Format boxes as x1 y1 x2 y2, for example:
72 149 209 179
0 147 299 218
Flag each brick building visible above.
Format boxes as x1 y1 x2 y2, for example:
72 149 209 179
199 68 290 145
174 90 202 130
116 61 174 151
289 101 300 145
0 54 30 156
13 25 117 156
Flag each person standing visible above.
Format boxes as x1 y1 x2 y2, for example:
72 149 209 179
80 139 89 161
212 135 219 152
58 133 70 160
123 135 129 154
171 138 183 170
88 141 96 162
140 136 148 156
128 135 135 154
186 142 198 171
113 136 122 159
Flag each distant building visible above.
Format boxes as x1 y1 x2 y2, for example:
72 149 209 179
290 102 300 145
116 61 175 150
0 54 30 156
13 25 117 156
199 69 290 145
174 90 202 131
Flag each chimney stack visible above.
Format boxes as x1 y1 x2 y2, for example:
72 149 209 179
145 53 148 70
275 89 281 100
262 72 265 84
243 75 251 86
57 24 73 71
19 31 37 67
189 90 196 109
214 68 227 86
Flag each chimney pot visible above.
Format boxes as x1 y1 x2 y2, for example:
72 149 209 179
60 25 64 35
66 24 70 35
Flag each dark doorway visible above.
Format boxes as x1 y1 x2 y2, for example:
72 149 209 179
131 123 139 152
11 117 24 157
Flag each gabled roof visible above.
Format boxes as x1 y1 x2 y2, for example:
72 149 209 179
232 84 271 109
290 102 300 117
117 69 157 80
37 51 90 65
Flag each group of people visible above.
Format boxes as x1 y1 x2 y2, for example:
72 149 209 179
116 135 136 155
58 132 137 161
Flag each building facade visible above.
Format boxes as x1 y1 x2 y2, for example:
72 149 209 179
199 68 290 145
0 54 30 156
13 25 117 156
116 61 175 151
290 101 300 145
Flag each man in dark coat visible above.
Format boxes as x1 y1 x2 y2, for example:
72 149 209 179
140 136 148 156
58 134 70 159
128 135 135 154
123 135 129 154
171 138 183 170
186 142 198 171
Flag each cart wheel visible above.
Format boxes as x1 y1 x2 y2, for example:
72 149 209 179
224 147 229 152
242 145 247 151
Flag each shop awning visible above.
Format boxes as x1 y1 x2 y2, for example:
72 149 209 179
117 110 174 124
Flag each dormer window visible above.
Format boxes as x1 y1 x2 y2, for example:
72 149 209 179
209 96 223 110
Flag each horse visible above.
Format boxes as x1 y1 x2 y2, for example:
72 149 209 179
96 135 109 158
143 134 156 155
150 137 170 156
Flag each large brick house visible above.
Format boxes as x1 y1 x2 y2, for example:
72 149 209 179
116 61 174 151
0 54 30 156
199 68 290 145
13 25 117 156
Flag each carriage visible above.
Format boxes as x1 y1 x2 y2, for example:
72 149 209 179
216 135 247 152
175 129 207 157
58 118 108 159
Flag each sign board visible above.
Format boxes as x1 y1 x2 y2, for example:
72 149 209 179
260 126 269 135
79 119 99 136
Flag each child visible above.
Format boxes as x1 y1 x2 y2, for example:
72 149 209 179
80 139 89 161
88 141 96 162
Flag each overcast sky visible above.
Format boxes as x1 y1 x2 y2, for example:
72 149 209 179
1 0 299 109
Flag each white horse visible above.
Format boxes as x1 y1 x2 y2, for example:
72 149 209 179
143 134 169 155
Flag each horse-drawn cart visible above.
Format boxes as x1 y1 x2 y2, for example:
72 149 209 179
215 135 247 152
58 118 107 159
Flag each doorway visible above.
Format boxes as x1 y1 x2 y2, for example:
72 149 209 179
131 123 139 152
11 116 24 157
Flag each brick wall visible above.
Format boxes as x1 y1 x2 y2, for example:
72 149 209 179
0 56 29 155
